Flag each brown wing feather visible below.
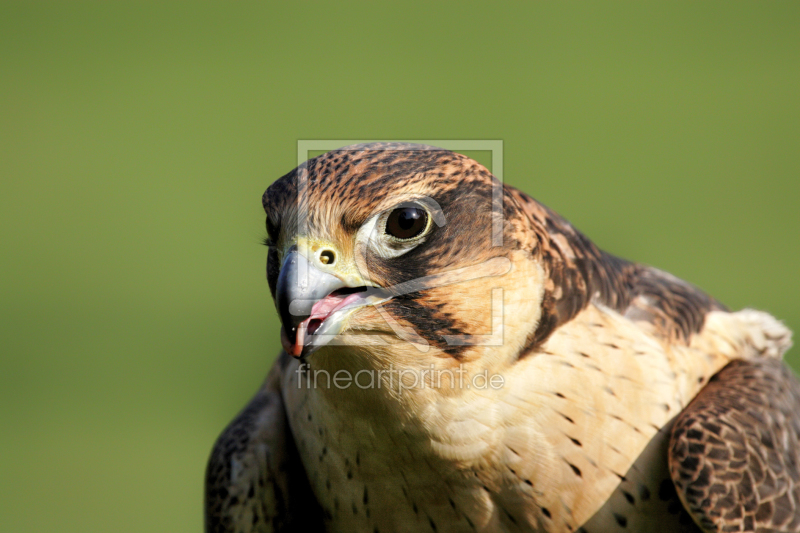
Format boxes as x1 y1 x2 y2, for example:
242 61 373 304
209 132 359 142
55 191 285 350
205 353 323 532
669 358 800 532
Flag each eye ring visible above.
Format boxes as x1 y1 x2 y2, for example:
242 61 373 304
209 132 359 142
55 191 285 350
384 204 430 241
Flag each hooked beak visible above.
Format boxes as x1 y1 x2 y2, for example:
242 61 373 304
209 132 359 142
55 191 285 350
275 249 388 358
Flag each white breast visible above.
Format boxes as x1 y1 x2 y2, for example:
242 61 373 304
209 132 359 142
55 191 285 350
280 304 788 532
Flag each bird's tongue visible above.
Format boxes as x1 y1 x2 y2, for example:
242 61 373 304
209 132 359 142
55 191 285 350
287 291 365 356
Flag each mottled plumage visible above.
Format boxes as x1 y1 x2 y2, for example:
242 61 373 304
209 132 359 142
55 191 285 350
206 143 799 532
670 358 800 532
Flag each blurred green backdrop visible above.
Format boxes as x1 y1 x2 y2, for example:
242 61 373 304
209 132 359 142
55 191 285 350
1 2 798 532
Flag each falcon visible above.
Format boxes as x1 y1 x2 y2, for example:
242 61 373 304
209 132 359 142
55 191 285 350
205 143 800 533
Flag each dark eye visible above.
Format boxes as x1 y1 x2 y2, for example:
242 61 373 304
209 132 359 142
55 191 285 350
385 205 428 240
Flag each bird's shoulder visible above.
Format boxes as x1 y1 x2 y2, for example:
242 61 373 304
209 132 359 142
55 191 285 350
504 185 728 353
204 352 322 533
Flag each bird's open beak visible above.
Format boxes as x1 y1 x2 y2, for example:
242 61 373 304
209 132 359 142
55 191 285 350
275 248 388 358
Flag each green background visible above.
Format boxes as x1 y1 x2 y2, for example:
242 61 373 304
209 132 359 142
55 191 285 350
1 2 798 532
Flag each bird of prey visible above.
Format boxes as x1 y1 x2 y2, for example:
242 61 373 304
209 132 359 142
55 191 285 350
205 143 800 533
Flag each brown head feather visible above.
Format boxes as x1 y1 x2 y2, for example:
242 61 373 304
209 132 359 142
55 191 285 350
264 143 724 359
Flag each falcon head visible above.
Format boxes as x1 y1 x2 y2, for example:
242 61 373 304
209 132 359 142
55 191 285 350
262 142 699 376
263 143 547 371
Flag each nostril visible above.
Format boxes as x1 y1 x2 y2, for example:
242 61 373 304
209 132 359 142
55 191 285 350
319 249 336 266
